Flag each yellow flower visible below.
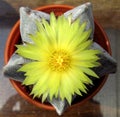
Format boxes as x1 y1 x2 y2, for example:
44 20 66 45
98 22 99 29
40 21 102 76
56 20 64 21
16 13 100 104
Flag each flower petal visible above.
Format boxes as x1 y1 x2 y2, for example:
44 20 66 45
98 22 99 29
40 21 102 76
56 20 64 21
48 72 61 100
16 44 41 60
42 91 48 103
80 67 99 78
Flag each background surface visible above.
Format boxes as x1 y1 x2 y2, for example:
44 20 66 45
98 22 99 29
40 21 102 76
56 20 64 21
0 0 120 117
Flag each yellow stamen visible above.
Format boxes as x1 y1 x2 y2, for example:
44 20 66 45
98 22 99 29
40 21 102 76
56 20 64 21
49 50 71 72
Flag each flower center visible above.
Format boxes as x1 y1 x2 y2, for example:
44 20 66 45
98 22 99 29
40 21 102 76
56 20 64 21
49 50 71 72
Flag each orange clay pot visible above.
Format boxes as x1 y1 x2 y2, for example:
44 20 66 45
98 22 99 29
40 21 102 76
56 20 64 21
4 5 111 111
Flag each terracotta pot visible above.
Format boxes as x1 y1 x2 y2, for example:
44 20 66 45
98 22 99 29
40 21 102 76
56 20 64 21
4 5 111 111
